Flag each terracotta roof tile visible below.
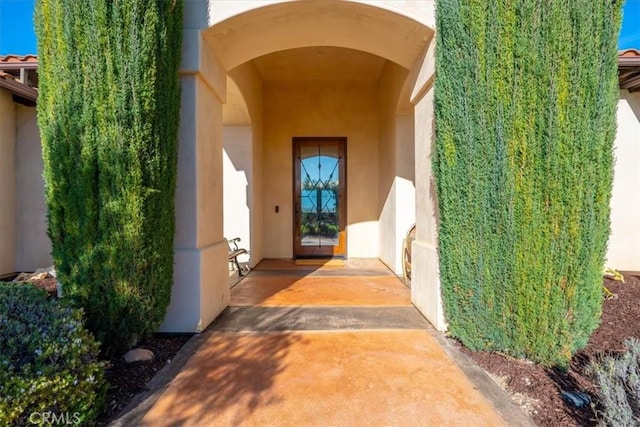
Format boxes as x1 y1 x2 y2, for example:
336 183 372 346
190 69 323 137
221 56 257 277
0 55 39 97
0 70 15 80
619 50 640 92
0 54 38 64
619 49 640 58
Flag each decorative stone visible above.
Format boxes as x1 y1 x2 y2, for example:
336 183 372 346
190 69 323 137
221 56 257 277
34 266 57 278
29 272 50 281
123 348 155 363
12 267 56 283
12 272 31 282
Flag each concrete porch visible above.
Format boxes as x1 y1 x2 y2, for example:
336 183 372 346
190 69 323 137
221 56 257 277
134 259 530 426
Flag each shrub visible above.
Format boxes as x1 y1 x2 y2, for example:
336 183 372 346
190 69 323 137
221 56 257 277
434 0 623 366
0 283 105 425
35 0 183 355
588 339 640 426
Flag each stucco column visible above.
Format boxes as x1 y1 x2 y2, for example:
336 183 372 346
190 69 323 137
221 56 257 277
0 90 16 276
409 39 446 331
159 6 229 332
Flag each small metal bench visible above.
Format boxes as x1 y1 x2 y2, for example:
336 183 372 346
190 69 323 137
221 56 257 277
226 237 249 276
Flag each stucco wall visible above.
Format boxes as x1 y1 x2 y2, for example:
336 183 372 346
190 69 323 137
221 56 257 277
377 62 416 273
0 90 16 275
223 126 252 264
378 64 399 269
229 63 264 266
607 91 640 271
263 80 380 258
392 117 416 272
15 105 52 271
208 0 435 34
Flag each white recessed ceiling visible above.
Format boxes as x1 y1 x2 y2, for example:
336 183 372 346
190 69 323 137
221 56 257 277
252 46 387 81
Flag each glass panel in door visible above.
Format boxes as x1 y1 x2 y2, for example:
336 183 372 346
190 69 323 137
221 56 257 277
294 139 346 257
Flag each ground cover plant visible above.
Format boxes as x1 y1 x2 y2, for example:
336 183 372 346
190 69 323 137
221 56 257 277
588 337 640 426
0 283 105 425
35 0 183 355
434 0 623 366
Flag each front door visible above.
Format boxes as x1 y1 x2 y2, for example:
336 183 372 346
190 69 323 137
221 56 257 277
293 138 347 258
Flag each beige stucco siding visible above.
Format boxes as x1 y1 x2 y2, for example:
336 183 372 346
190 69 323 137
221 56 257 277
0 89 16 275
228 64 265 266
208 0 435 29
15 105 52 271
607 91 640 271
263 80 380 258
377 62 416 273
223 125 252 265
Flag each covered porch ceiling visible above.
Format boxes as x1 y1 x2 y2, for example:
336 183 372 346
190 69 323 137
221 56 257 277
223 46 397 126
252 46 386 81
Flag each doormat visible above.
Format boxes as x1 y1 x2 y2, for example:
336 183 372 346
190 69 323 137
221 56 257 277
295 259 345 267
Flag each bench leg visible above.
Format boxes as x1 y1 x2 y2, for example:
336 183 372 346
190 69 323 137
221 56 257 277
233 257 244 277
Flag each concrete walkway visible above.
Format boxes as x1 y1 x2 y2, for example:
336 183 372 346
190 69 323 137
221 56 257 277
131 260 525 426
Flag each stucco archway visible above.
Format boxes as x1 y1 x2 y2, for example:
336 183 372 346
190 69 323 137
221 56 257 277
160 0 444 333
203 0 432 71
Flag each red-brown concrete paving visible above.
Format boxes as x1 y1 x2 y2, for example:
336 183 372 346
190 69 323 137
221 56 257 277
139 259 506 426
230 275 412 307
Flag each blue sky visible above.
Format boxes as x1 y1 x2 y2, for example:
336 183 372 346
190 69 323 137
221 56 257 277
0 0 639 55
0 0 36 55
619 0 640 49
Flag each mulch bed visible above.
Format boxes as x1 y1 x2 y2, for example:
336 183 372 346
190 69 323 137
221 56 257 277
456 275 640 426
96 334 192 425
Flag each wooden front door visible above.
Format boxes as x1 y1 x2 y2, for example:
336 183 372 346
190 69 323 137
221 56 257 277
293 138 347 258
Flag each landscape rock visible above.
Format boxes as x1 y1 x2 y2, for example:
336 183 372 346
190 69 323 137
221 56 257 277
12 267 56 283
29 272 50 282
11 268 58 295
12 272 32 282
123 348 155 363
34 266 57 278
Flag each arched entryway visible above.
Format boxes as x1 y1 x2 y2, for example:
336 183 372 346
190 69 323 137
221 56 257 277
159 0 444 333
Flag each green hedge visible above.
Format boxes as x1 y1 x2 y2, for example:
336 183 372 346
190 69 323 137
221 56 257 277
35 0 183 355
0 283 105 425
434 0 622 366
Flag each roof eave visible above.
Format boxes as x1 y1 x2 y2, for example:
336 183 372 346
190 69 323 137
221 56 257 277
0 77 38 102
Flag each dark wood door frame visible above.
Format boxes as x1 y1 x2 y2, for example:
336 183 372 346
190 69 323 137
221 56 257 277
293 137 347 258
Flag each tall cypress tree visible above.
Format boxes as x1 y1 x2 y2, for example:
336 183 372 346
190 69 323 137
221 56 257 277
434 0 622 366
36 0 183 355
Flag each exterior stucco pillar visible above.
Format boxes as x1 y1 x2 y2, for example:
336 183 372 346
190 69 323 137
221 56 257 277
159 4 229 332
409 39 447 331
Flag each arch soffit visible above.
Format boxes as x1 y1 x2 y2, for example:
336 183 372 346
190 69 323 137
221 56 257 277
223 76 251 126
203 1 434 72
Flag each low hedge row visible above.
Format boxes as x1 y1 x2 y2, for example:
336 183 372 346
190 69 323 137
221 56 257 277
0 283 105 425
